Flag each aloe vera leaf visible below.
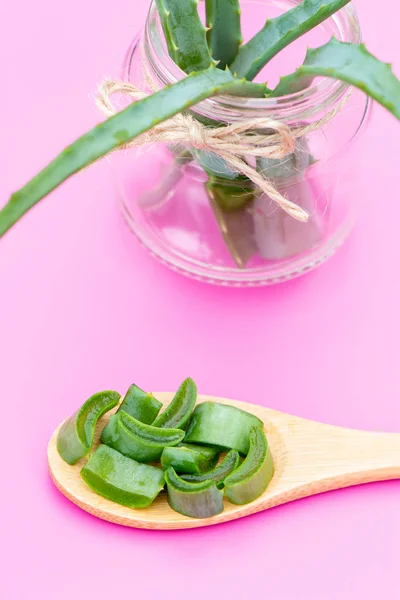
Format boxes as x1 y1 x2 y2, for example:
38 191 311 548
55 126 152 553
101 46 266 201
206 177 254 212
230 0 351 80
207 183 257 268
155 0 213 73
154 0 178 66
270 39 400 120
224 81 270 97
0 67 263 238
257 137 315 183
206 0 242 69
195 151 240 180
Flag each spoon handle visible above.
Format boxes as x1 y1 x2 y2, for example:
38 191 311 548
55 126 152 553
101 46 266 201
278 417 400 493
321 429 400 482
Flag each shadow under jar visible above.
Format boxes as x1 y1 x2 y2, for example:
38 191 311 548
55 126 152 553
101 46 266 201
112 0 370 286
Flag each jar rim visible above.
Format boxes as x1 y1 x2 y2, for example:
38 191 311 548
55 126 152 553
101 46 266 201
139 0 361 122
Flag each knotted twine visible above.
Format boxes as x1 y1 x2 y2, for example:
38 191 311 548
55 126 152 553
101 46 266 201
96 78 349 222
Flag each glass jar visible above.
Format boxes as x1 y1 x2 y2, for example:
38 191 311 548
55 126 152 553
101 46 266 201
112 0 370 285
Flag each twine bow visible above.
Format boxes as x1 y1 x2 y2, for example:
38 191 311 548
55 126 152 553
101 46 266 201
96 79 348 222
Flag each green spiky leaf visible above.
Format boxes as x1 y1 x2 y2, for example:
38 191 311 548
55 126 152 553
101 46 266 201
206 0 242 69
0 68 265 238
230 0 351 80
155 0 213 73
270 38 400 120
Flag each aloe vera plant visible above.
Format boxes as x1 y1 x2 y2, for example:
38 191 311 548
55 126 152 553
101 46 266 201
1 0 399 250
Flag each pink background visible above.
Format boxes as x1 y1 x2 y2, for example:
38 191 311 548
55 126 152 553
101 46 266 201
1 1 400 598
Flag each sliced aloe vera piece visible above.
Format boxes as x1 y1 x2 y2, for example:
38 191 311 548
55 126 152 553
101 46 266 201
153 377 197 429
161 443 220 474
101 410 184 462
224 427 274 504
185 402 263 454
57 390 120 465
165 467 224 518
182 449 240 487
118 384 162 424
81 445 165 508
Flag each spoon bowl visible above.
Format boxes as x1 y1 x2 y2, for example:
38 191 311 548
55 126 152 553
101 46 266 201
48 393 400 529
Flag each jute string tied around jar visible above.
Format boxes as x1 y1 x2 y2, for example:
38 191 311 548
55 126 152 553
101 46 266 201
96 77 349 223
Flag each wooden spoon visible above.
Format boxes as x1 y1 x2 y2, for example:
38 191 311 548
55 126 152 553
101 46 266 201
48 393 400 530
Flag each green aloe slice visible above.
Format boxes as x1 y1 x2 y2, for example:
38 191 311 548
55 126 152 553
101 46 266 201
118 384 162 424
165 467 224 518
153 377 197 429
101 410 184 462
57 390 120 465
160 443 220 474
184 401 263 454
182 449 240 487
224 427 274 505
81 445 165 508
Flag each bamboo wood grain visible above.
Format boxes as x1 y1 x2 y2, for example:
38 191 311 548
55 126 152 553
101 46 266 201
48 393 400 530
